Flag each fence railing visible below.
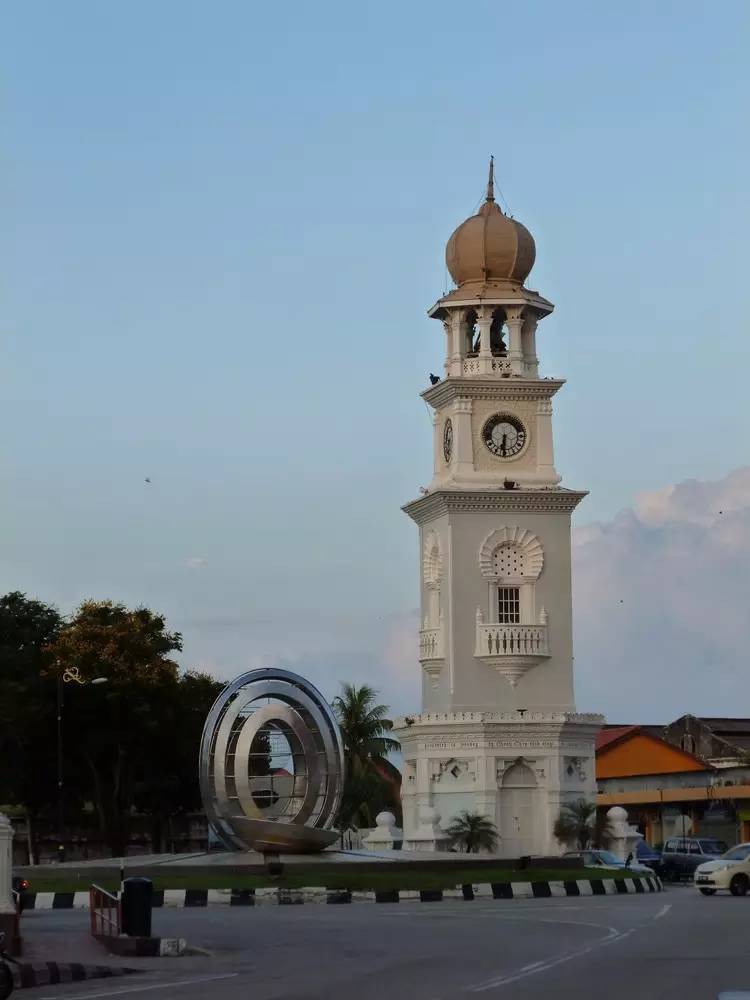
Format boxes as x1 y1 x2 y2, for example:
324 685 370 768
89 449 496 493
89 884 120 938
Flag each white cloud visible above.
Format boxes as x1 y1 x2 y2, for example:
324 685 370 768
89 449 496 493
573 467 750 722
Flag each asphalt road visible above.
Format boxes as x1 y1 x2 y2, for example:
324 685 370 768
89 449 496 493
16 888 750 999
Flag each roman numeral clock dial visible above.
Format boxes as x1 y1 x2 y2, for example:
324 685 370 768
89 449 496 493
482 413 527 459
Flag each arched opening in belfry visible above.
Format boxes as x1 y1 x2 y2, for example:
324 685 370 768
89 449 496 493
465 309 478 356
490 308 507 356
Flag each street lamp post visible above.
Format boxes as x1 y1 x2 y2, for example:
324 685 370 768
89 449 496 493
56 666 107 863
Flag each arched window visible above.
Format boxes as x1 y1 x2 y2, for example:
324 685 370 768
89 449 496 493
490 308 507 356
681 734 696 754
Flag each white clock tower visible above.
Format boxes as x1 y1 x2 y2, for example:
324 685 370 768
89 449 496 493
395 162 602 856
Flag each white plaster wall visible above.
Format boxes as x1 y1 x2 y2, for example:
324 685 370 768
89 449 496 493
419 514 451 708
395 720 600 855
421 508 575 714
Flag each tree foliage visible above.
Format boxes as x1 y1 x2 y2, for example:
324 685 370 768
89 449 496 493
445 810 499 854
0 592 62 828
332 683 401 829
0 593 223 858
553 797 610 850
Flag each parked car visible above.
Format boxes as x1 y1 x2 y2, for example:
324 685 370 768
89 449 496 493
636 840 663 875
694 842 750 896
660 837 728 880
563 849 655 877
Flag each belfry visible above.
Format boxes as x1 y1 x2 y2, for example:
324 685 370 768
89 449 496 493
395 162 602 855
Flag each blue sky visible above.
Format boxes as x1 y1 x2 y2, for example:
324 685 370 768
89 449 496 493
4 1 749 717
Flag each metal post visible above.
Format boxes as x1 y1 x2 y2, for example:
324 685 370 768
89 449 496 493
56 673 65 864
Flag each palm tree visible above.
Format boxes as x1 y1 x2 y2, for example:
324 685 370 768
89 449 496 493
446 810 499 854
332 683 401 829
553 797 599 849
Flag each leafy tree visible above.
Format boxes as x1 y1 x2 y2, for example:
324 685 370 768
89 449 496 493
132 669 224 852
45 600 184 855
446 810 499 854
0 592 63 859
332 683 401 829
553 797 610 849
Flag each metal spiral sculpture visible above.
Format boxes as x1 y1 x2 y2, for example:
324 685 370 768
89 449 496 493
199 668 345 853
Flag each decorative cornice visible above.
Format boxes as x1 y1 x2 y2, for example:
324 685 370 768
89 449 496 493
428 286 554 318
422 377 565 409
403 488 588 523
395 711 603 727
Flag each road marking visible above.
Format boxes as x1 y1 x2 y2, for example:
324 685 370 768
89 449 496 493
520 961 546 971
468 927 634 991
41 972 239 999
653 903 672 920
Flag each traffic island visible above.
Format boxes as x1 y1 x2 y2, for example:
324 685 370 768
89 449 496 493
29 874 661 909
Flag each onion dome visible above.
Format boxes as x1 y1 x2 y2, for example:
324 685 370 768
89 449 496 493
446 158 536 286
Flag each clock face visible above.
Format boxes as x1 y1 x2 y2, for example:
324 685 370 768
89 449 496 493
482 413 527 459
443 418 453 462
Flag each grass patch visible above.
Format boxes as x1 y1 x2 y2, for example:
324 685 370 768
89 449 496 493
22 865 625 894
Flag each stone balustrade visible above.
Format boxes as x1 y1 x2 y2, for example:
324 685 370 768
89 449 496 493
475 623 549 659
419 627 444 661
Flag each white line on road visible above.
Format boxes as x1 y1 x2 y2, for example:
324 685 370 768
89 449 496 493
468 927 635 992
40 972 239 999
653 903 672 920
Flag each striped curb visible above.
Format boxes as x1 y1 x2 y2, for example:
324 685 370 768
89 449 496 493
23 877 662 910
94 934 187 957
11 962 139 990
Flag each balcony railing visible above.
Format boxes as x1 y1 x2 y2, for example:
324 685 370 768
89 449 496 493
463 355 514 376
474 623 550 687
476 624 548 658
419 627 444 661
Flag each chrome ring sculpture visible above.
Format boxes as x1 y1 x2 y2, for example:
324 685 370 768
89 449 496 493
199 668 345 853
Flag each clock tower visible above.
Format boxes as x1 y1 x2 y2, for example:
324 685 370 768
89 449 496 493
394 162 602 855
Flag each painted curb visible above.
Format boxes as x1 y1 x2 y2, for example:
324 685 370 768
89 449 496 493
25 877 662 910
11 962 139 990
94 934 187 957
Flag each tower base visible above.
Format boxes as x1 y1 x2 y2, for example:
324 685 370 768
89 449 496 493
394 710 603 856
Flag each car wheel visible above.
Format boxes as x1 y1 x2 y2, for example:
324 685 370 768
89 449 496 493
699 888 717 896
730 874 749 897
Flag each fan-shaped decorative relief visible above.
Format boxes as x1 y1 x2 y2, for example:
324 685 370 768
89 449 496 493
478 527 544 581
423 530 443 588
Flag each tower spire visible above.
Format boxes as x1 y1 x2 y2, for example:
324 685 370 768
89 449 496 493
486 155 495 203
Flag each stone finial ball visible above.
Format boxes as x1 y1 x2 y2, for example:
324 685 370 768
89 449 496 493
375 811 396 830
607 806 628 822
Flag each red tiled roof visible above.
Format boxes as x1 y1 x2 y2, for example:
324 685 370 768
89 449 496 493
596 726 639 751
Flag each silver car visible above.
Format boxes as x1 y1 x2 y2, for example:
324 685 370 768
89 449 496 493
563 848 655 877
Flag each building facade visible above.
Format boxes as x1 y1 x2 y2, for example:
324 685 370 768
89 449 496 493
597 718 750 847
394 163 602 855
